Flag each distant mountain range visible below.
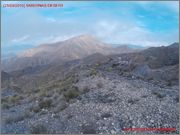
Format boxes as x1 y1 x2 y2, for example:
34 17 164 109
2 35 138 72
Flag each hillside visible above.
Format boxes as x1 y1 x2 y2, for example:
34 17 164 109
1 42 179 134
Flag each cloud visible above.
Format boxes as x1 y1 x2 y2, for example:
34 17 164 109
11 35 30 43
1 1 179 55
161 1 179 13
46 17 57 23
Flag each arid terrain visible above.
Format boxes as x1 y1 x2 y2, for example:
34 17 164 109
1 35 179 134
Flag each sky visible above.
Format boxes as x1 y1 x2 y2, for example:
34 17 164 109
1 1 179 57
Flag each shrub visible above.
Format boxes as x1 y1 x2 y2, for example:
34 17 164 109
29 105 41 113
141 95 148 98
39 99 52 109
1 102 10 109
95 63 100 67
112 63 119 68
127 98 139 104
9 95 23 103
54 101 68 113
82 85 90 93
97 81 103 88
175 96 179 102
107 67 113 72
10 85 22 93
30 123 48 134
152 91 165 99
81 124 97 134
64 88 80 101
1 95 23 107
167 80 172 86
90 69 98 76
101 113 112 118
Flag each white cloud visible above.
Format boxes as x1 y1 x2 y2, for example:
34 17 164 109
163 1 179 13
46 17 56 23
92 19 177 47
11 35 30 43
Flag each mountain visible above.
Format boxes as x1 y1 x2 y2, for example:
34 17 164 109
111 44 146 49
1 71 11 81
138 42 179 68
1 42 179 134
2 35 137 72
104 42 179 84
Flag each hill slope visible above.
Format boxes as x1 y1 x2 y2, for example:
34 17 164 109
1 42 179 134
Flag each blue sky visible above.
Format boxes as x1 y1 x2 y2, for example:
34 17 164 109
1 1 179 56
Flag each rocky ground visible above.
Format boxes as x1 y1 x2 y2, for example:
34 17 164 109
1 72 179 134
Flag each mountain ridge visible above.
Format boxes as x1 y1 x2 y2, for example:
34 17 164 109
2 34 137 72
